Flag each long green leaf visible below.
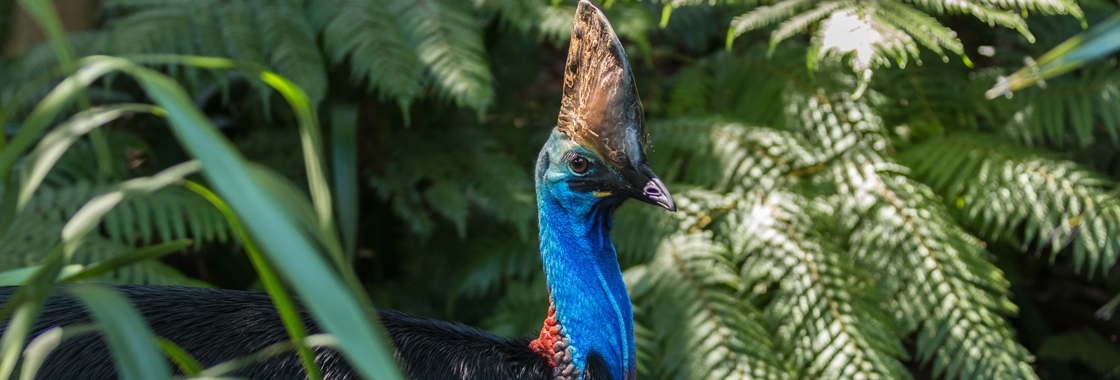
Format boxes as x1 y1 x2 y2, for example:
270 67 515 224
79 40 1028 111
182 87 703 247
330 103 360 262
17 104 162 207
68 285 171 380
59 239 193 283
17 0 112 176
200 334 339 377
0 265 82 286
118 54 347 268
156 338 202 377
70 56 402 379
185 181 321 380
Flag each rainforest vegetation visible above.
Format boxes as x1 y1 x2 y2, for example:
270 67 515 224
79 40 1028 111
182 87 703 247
1 0 1119 378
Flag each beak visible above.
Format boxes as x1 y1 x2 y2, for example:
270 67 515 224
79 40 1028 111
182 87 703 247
626 163 675 212
642 176 676 212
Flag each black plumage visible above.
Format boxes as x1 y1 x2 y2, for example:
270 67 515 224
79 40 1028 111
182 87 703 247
0 285 610 379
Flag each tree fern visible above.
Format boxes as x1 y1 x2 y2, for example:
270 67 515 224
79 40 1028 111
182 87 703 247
900 133 1120 277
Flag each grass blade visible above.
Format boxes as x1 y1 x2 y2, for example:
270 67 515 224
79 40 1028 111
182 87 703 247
59 239 193 283
20 324 98 380
185 182 322 380
156 338 202 376
68 285 171 380
17 104 162 207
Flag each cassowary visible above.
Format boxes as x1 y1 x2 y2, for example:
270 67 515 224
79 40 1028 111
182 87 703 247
0 1 674 379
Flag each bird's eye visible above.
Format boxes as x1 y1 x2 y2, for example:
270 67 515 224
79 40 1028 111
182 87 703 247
569 156 589 174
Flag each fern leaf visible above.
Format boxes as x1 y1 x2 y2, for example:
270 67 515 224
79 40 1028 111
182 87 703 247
629 231 789 379
846 164 1035 379
727 0 815 39
899 133 1120 277
473 0 576 44
649 118 826 192
217 0 267 66
735 190 910 379
259 0 328 105
997 64 1120 148
310 0 424 106
388 0 495 112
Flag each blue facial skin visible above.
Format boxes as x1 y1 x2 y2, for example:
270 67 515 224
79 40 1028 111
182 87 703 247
535 129 636 380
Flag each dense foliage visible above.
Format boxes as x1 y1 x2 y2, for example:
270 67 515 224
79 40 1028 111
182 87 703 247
2 0 1120 378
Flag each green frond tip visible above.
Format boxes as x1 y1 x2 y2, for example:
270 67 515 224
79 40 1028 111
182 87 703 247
660 4 672 29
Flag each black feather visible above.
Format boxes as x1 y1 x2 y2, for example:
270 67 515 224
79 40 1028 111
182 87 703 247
0 285 611 380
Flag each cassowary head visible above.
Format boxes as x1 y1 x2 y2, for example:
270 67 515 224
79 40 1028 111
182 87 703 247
537 0 675 213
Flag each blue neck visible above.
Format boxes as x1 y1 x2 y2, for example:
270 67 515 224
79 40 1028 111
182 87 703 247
535 160 635 380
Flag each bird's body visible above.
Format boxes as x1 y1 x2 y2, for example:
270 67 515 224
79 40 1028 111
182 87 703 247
0 286 611 379
0 1 673 379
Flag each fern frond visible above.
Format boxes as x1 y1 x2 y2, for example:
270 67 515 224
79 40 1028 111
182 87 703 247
875 0 963 59
725 0 1080 77
216 0 267 66
259 0 328 105
310 0 424 106
1037 329 1120 376
453 232 539 299
648 118 826 192
727 0 815 39
729 190 910 379
869 62 993 137
629 231 789 379
845 163 1035 379
899 133 1120 277
662 48 819 126
473 0 576 44
2 183 213 286
997 63 1120 148
389 0 495 113
369 126 533 238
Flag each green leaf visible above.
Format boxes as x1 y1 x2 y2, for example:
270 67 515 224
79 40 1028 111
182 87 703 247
59 239 192 283
157 336 203 376
17 104 161 207
988 11 1120 98
185 181 322 380
310 0 424 105
71 56 403 379
19 324 98 380
67 285 171 380
330 103 360 262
